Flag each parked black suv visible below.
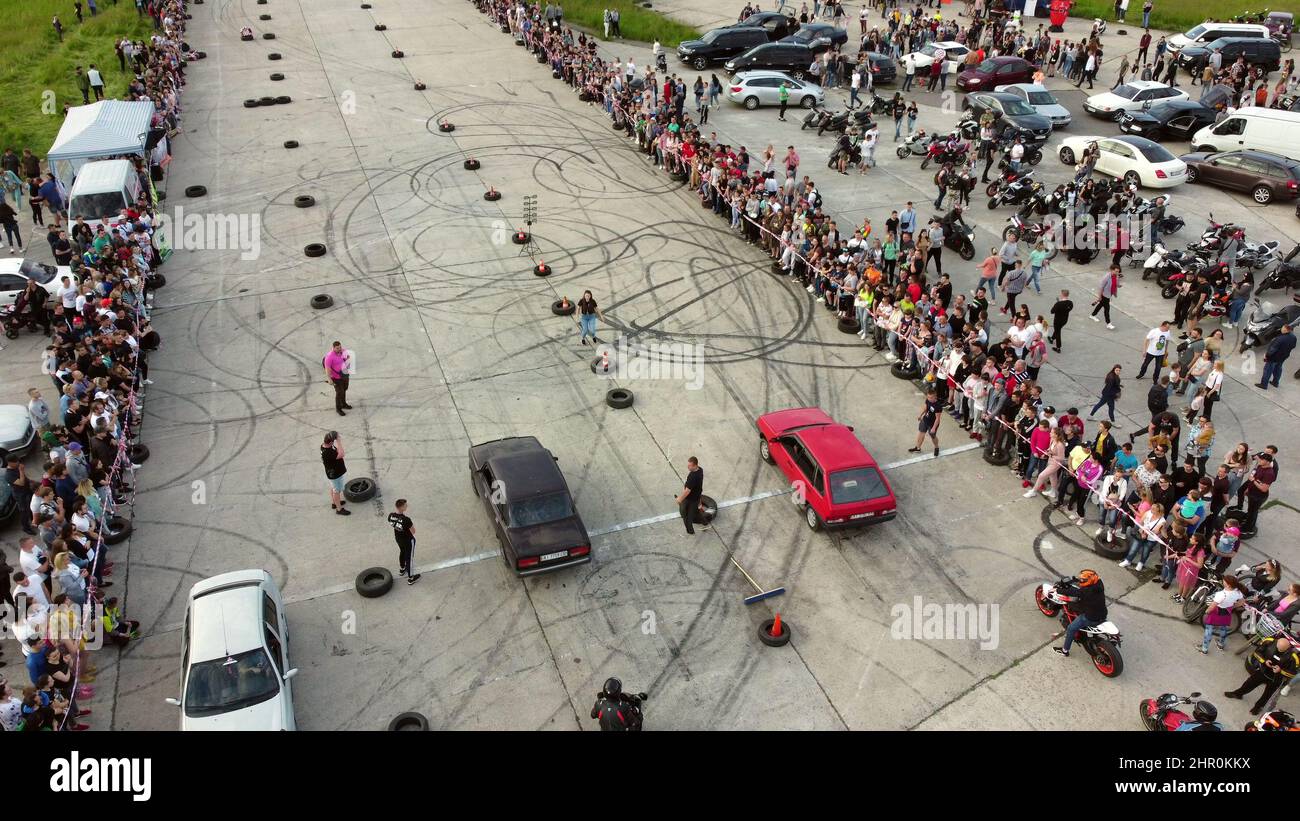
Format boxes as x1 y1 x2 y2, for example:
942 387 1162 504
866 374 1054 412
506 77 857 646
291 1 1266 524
724 42 820 78
677 26 770 70
780 22 849 49
1177 36 1282 74
730 11 798 40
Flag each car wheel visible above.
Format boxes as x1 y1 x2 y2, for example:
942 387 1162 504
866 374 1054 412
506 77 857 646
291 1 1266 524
792 71 804 81
805 505 822 531
800 95 816 108
744 96 759 110
1185 165 1198 183
387 712 429 731
693 57 708 70
102 514 133 545
343 477 377 503
1252 185 1273 204
1059 147 1075 165
355 567 393 598
759 437 774 464
606 388 634 409
1123 171 1140 187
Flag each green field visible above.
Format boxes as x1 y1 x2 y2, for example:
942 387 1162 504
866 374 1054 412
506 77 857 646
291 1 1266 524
0 0 152 158
1068 0 1278 37
556 0 701 46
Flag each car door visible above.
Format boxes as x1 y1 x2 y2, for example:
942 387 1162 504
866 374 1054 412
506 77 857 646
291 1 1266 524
261 591 293 728
0 274 25 308
1108 141 1138 175
178 610 191 715
783 438 826 512
1202 153 1244 187
1208 116 1246 148
998 61 1026 84
1095 140 1122 175
1233 157 1273 193
1166 112 1195 137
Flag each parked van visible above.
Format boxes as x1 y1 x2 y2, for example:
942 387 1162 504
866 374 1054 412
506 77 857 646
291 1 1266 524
1190 107 1300 160
1166 22 1269 52
67 159 143 227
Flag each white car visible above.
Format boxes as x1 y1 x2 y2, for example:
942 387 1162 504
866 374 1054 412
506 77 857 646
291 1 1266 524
0 258 74 309
995 83 1071 128
1058 135 1188 189
166 569 298 730
726 71 824 110
902 41 969 73
1082 81 1188 119
0 405 36 456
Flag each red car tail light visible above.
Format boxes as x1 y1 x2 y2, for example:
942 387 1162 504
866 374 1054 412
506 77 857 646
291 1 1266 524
570 546 591 557
1155 169 1167 179
517 556 540 569
730 86 742 93
1287 180 1297 190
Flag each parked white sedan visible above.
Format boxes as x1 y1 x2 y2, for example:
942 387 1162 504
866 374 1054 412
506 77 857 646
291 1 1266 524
726 70 824 109
0 258 74 308
1082 80 1188 119
166 569 298 730
901 40 969 72
995 83 1072 128
1058 135 1188 189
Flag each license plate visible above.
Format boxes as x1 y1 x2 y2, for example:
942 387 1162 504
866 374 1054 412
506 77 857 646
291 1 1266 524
1170 167 1184 175
541 550 568 562
850 512 874 520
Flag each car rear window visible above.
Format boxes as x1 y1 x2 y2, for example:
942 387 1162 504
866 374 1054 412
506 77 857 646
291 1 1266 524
509 493 574 527
1135 142 1176 162
828 468 890 505
1026 91 1055 105
18 259 57 284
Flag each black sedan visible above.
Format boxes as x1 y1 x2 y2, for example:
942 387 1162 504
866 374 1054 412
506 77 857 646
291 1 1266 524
780 22 848 49
468 436 592 576
862 51 897 84
962 91 1052 143
1116 99 1220 140
729 11 796 40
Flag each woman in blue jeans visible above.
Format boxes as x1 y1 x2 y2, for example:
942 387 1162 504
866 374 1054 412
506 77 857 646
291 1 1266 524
1199 575 1245 653
1119 504 1165 571
577 290 605 345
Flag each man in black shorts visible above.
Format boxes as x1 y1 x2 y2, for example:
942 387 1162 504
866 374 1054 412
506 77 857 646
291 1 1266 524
676 456 707 535
909 389 942 457
387 499 421 585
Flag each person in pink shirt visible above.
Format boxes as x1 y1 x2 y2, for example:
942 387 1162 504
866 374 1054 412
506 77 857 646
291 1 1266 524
322 340 351 417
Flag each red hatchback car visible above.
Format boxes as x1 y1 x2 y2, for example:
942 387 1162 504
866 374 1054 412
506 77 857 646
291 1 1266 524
957 56 1035 93
757 407 897 531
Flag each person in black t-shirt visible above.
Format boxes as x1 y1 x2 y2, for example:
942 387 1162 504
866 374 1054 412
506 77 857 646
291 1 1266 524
1049 290 1072 353
909 389 942 457
387 499 421 585
675 457 706 535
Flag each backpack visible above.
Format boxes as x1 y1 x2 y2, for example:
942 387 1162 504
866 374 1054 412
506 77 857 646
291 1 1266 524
595 698 633 731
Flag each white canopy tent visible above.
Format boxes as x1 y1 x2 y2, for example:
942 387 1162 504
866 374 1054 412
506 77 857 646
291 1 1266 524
46 100 161 185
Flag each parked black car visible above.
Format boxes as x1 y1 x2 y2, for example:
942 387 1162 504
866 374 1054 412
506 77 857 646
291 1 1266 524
1177 37 1282 74
724 42 821 78
677 26 770 70
1117 98 1221 139
730 11 797 40
780 22 848 49
861 51 897 84
1181 149 1300 204
468 436 592 576
962 91 1052 142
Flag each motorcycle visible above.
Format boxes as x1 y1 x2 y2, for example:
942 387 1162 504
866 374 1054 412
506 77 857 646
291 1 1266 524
864 90 891 115
801 104 831 131
1160 260 1229 298
1004 213 1060 249
985 157 1033 197
934 213 976 261
1033 576 1125 677
1239 297 1300 352
1129 196 1185 235
1140 692 1221 731
895 128 936 159
828 139 863 169
1257 248 1300 294
1245 710 1299 731
920 139 969 170
655 52 667 73
818 109 851 136
954 112 980 141
988 175 1041 210
1238 239 1283 270
1179 563 1277 628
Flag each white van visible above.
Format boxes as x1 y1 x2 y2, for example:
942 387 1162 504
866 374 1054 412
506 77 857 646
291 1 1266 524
1190 107 1300 160
1167 22 1269 53
67 159 142 227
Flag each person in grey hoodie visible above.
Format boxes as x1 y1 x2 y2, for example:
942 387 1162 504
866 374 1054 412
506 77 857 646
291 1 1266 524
1090 263 1121 328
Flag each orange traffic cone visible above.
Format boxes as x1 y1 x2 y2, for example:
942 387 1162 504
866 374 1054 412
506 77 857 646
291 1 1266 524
770 613 783 638
601 350 610 373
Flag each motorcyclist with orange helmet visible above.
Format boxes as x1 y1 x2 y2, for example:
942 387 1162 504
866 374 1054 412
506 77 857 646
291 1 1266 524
1054 569 1107 658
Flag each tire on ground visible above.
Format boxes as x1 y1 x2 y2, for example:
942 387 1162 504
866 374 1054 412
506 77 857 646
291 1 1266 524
310 294 334 309
184 185 207 197
344 477 377 503
284 140 299 149
551 299 575 316
355 567 393 598
758 618 791 647
1092 532 1128 560
605 388 634 409
103 514 133 545
304 243 327 257
129 443 150 464
387 712 429 731
982 448 1011 467
837 317 860 334
294 195 315 208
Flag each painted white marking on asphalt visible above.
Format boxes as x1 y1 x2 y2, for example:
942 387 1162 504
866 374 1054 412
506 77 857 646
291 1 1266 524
1042 539 1055 550
881 442 982 469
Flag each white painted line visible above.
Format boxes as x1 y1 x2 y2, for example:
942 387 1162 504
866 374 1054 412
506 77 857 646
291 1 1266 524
881 442 982 470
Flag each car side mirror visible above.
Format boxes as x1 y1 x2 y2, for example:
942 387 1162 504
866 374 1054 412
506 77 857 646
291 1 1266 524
1141 101 1151 110
847 425 855 432
553 456 560 462
165 697 181 706
284 668 299 682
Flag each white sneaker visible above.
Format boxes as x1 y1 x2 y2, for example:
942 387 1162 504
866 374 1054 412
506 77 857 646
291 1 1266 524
1134 562 1144 572
129 463 143 470
1118 559 1130 568
806 285 816 293
1091 315 1100 322
1106 530 1114 543
1042 492 1056 501
1074 516 1086 526
1106 323 1115 329
1023 489 1037 498
143 379 154 385
1095 527 1103 537
884 352 897 362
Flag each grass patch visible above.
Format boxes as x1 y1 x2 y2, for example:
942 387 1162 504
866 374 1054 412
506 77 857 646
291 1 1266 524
0 0 153 156
557 0 701 47
1068 0 1271 38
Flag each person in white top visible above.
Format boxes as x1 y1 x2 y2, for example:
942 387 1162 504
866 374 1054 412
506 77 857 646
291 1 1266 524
1199 574 1245 653
1137 320 1171 382
1200 360 1225 420
1119 503 1165 571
